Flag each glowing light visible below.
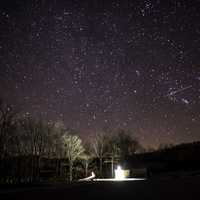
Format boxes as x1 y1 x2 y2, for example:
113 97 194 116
115 165 125 180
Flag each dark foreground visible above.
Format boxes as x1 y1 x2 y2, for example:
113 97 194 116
1 177 200 200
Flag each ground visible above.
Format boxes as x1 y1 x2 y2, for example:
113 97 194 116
1 177 200 200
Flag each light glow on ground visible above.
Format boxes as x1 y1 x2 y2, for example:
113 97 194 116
79 167 146 182
93 178 146 182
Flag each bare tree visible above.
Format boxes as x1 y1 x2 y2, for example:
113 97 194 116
80 153 90 177
91 132 108 177
41 121 64 159
62 134 84 182
105 134 120 177
80 139 95 178
44 121 65 178
0 100 17 159
17 117 54 181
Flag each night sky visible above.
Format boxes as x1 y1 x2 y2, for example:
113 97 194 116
0 0 200 148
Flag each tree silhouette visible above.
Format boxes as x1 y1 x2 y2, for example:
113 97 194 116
91 132 108 177
115 129 140 158
0 100 17 160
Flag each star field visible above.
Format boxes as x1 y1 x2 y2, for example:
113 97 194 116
0 0 200 148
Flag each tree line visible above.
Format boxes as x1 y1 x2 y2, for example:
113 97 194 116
0 100 143 184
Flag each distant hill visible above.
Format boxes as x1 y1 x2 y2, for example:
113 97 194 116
125 141 200 178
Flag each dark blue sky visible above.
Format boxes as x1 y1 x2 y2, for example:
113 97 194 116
0 0 200 148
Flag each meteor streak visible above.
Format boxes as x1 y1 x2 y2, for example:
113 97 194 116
166 85 192 97
153 85 192 102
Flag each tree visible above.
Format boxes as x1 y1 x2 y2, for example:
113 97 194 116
62 134 84 182
16 117 66 182
158 143 174 151
91 132 108 177
0 100 17 159
105 134 120 177
115 129 141 158
44 121 65 159
47 122 66 178
17 117 49 181
80 153 91 178
80 140 94 178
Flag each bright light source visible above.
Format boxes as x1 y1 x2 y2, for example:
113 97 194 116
115 165 125 180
